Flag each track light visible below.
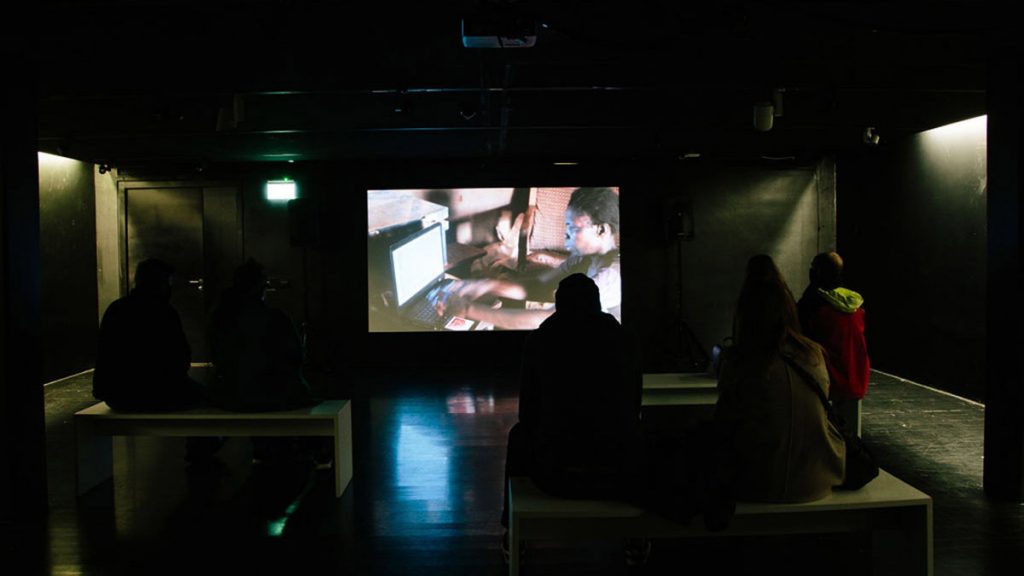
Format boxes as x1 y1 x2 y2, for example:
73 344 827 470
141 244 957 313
863 126 880 146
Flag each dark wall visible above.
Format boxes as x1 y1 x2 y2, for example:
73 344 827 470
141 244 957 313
838 119 987 400
2 49 46 535
671 161 834 367
38 155 98 383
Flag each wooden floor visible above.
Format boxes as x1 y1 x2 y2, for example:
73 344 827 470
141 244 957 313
25 367 1024 575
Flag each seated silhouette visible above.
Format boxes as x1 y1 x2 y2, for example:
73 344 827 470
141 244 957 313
500 273 645 561
209 259 323 467
208 259 312 412
93 258 203 412
716 254 845 502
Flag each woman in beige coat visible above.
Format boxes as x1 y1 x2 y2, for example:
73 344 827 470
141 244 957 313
715 254 845 503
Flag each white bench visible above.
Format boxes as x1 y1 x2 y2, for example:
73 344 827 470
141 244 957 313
642 372 717 390
75 399 354 498
508 468 932 576
641 373 719 432
642 372 718 407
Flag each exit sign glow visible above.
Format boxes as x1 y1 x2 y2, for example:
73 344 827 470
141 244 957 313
266 180 297 201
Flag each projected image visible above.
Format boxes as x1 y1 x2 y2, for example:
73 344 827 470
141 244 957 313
367 187 621 332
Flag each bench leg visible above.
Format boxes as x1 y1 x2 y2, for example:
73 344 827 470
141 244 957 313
902 503 933 576
509 514 521 576
508 479 521 576
76 418 112 496
333 400 354 498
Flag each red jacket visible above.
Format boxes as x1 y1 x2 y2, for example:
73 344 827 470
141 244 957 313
805 303 870 400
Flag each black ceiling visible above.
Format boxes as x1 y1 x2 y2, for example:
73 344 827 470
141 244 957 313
33 1 998 166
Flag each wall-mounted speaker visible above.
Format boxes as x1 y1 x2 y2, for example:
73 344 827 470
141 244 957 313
665 196 695 242
753 102 774 131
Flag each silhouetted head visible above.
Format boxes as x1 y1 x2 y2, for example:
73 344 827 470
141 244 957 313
734 254 814 361
809 251 844 290
133 258 174 300
233 258 267 300
554 273 601 316
565 187 619 256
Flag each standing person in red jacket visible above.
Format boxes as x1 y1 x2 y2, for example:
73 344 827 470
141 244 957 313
797 252 870 436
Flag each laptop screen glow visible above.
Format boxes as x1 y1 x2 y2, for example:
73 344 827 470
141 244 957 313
391 224 445 308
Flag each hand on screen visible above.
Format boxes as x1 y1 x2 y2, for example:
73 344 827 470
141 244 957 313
451 279 502 300
429 283 470 317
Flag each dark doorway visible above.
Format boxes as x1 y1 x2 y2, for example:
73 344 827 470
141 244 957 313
122 184 242 362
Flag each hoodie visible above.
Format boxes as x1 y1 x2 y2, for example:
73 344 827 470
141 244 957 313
799 287 871 400
818 287 864 313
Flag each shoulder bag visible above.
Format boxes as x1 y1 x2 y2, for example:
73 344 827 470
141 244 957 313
783 356 879 490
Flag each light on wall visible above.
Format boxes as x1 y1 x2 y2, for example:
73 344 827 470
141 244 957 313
921 115 986 141
37 151 79 169
266 179 298 202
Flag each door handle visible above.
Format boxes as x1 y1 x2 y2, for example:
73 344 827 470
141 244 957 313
188 278 204 292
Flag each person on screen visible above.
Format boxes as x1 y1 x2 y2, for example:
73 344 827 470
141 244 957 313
433 186 621 330
93 258 204 412
499 273 646 563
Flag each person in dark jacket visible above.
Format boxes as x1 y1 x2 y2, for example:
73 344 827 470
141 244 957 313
93 258 203 411
209 259 321 466
499 273 645 562
208 259 312 412
797 251 870 436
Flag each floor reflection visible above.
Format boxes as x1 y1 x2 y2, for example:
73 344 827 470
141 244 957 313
364 385 518 555
446 387 497 414
396 421 451 506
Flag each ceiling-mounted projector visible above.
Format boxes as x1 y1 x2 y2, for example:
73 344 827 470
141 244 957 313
461 14 537 48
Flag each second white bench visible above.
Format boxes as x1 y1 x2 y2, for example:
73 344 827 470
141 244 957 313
75 399 354 498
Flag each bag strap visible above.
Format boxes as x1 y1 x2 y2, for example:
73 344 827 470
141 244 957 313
781 354 831 414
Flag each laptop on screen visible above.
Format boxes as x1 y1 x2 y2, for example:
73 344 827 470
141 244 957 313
389 222 457 327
